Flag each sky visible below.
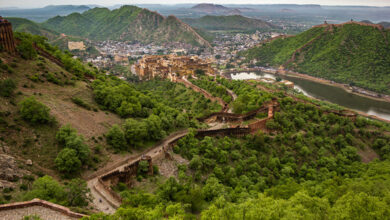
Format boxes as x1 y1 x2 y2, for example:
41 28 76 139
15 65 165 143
1 0 390 8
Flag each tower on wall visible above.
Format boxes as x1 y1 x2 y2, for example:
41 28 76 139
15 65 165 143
0 16 16 53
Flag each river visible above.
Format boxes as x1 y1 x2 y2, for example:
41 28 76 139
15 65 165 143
230 72 390 121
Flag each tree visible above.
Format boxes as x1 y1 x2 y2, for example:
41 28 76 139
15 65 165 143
195 69 205 76
64 134 90 163
137 160 150 177
145 114 165 140
123 118 148 147
65 178 91 207
0 79 16 97
106 124 127 151
19 97 53 124
24 175 66 204
56 125 90 163
55 148 82 174
56 125 77 145
202 177 226 201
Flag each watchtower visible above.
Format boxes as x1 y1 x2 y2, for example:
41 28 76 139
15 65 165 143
0 16 16 53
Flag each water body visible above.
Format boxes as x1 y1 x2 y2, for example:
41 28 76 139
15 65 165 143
231 72 390 121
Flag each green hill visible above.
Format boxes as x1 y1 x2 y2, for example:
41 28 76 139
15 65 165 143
243 22 390 94
7 17 59 40
42 5 211 47
183 15 278 32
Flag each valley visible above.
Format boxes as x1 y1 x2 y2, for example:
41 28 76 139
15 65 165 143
1 3 390 220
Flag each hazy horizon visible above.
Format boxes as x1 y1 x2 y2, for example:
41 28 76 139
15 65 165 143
1 0 390 9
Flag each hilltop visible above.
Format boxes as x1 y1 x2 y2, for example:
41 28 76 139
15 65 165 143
243 21 390 94
183 15 277 32
42 5 211 47
7 17 59 41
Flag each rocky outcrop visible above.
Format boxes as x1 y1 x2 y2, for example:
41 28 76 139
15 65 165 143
0 154 31 189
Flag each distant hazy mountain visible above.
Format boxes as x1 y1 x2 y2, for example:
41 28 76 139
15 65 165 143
190 4 241 15
42 5 211 47
243 22 390 94
183 15 277 31
361 20 390 29
0 5 91 22
379 22 390 29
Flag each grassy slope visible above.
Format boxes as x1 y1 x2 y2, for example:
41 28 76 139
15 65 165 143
0 52 122 181
244 24 390 94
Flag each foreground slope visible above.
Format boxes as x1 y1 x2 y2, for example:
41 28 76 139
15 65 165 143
244 21 390 94
43 5 211 47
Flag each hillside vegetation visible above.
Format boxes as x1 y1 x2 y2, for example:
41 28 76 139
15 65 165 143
42 5 211 47
85 77 390 219
243 22 390 94
183 15 277 32
7 17 59 41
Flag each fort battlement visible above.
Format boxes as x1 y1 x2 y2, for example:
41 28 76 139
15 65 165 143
0 16 16 53
312 21 385 30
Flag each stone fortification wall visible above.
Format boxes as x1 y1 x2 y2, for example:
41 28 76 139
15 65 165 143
0 199 86 220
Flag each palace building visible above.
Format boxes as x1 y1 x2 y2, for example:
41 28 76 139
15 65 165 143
135 54 215 81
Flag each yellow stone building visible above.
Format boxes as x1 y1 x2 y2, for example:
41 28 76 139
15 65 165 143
135 54 215 80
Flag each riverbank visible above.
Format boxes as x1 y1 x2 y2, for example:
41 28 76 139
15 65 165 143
272 69 390 104
223 67 390 104
222 68 390 123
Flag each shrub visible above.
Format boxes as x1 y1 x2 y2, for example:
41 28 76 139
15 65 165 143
17 39 37 60
55 148 82 174
71 97 91 110
18 97 53 124
106 124 127 151
0 79 17 97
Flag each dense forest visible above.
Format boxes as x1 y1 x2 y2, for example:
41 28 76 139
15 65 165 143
85 80 390 219
243 23 390 94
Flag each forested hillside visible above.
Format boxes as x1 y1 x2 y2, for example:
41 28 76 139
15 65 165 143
42 5 211 47
84 77 390 219
243 22 390 94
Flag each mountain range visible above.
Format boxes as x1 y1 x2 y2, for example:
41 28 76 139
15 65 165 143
190 4 241 15
41 6 211 47
183 15 278 31
243 21 390 94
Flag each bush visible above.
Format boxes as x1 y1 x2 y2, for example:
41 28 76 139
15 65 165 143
55 148 82 174
17 39 37 60
0 79 17 97
56 125 90 163
106 124 127 151
18 97 53 124
71 97 91 110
